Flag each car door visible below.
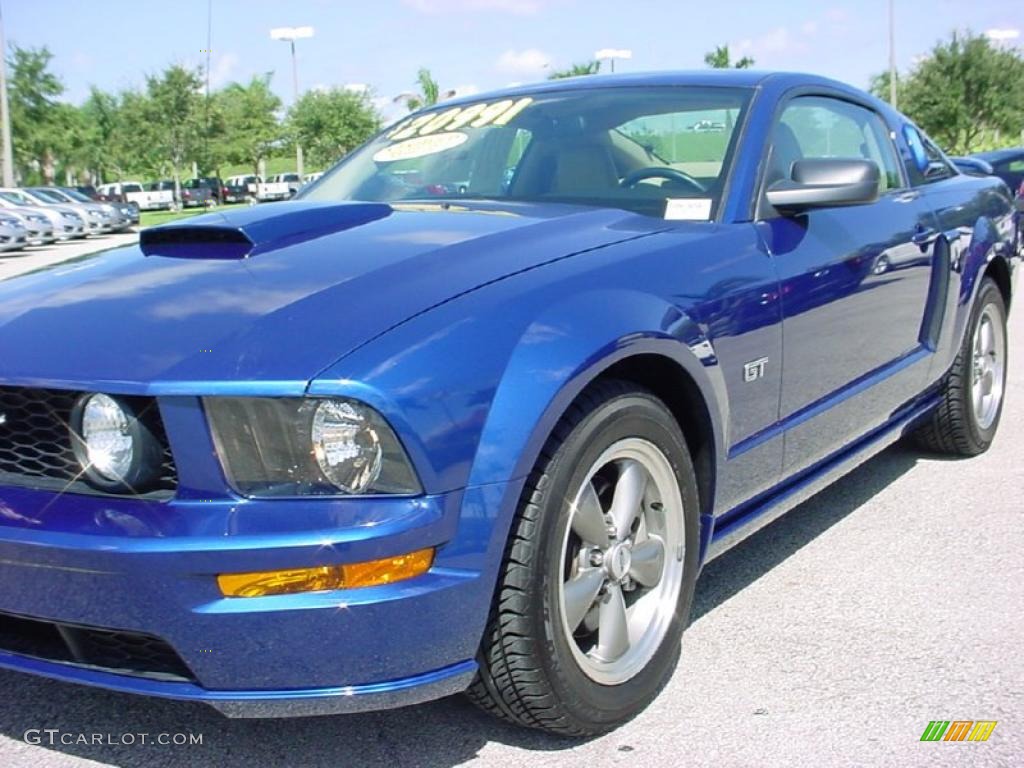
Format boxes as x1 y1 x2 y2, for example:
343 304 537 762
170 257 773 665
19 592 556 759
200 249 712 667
756 94 940 475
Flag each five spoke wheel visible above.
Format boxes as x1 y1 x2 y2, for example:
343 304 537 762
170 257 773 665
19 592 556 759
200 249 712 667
971 304 1005 431
559 439 683 685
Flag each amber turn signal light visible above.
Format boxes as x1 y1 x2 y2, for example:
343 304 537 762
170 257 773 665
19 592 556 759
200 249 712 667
217 548 434 597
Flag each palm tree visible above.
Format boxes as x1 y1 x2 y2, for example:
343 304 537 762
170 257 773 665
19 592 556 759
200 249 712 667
547 61 600 80
704 45 755 69
398 68 441 111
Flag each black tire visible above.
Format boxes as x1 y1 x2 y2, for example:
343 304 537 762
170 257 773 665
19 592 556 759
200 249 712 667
467 379 700 736
914 277 1008 455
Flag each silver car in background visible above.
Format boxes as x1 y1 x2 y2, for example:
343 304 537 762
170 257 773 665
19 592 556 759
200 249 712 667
0 214 28 253
6 208 54 245
0 190 87 240
22 187 121 234
49 187 136 231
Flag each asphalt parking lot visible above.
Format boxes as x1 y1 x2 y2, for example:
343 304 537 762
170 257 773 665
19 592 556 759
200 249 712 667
0 239 1019 767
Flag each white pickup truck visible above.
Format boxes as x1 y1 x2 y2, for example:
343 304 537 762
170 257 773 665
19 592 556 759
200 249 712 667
96 181 174 211
224 175 291 203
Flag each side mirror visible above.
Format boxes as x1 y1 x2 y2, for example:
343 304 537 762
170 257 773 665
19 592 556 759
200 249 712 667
766 158 880 213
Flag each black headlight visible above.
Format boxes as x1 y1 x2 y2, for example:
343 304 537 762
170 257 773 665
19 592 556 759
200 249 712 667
204 397 421 498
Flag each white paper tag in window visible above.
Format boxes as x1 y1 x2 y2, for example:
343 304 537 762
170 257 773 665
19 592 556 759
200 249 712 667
664 198 712 221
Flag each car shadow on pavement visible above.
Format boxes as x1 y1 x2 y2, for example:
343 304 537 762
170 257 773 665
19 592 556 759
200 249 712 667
691 443 921 624
0 444 925 768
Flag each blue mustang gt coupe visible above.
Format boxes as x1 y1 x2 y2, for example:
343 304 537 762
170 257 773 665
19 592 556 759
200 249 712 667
0 72 1016 736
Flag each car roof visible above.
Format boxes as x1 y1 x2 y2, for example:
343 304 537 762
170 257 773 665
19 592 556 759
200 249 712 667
973 147 1024 162
436 70 856 108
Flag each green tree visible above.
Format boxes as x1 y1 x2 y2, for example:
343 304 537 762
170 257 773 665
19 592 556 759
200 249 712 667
213 74 283 174
704 45 755 69
6 45 67 182
883 31 1024 154
401 68 440 111
140 65 207 195
547 61 600 79
288 88 381 168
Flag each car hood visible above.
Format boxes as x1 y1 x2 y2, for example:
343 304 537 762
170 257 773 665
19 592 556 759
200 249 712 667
0 200 660 392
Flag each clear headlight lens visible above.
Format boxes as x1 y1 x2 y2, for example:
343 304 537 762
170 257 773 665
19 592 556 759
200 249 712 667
69 393 165 493
204 397 421 498
80 394 134 480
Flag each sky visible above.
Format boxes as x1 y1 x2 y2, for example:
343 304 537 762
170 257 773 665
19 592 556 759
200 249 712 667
4 0 1021 121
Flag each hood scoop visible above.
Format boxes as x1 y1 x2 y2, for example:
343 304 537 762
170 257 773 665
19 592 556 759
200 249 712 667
139 201 393 259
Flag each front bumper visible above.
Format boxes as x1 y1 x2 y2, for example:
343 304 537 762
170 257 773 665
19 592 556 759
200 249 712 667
0 477 504 716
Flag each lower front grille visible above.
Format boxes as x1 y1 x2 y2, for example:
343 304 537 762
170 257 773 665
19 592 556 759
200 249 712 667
0 610 195 682
0 386 177 498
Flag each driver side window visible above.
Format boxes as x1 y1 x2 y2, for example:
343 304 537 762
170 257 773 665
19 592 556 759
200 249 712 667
768 96 902 194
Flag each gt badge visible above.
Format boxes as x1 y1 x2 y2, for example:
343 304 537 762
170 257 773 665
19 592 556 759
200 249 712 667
743 357 768 382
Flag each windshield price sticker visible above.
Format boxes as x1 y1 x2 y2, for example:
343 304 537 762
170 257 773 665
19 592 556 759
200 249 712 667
387 98 533 142
664 198 713 221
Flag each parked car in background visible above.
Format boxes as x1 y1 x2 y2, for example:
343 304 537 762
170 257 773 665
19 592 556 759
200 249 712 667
74 185 100 201
303 171 324 185
0 189 88 239
222 175 290 203
222 175 255 203
25 187 128 233
0 72 1013 736
0 214 27 252
181 177 224 207
105 198 140 227
147 180 180 207
972 147 1024 212
97 181 173 211
0 200 55 245
1 208 55 246
269 172 302 196
951 156 994 177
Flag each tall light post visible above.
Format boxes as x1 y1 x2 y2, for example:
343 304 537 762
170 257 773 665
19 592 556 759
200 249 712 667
270 25 314 179
594 48 632 74
888 0 897 108
0 1 14 187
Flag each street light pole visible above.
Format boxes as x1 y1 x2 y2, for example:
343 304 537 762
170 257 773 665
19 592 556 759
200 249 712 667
289 39 303 179
888 0 897 108
271 25 314 179
0 1 14 187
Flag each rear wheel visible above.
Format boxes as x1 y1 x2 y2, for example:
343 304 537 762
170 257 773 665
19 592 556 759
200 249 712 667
468 380 699 736
915 277 1008 455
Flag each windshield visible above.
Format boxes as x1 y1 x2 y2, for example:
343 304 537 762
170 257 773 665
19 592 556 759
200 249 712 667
31 189 68 203
61 188 92 202
301 86 751 219
0 191 34 206
122 184 143 194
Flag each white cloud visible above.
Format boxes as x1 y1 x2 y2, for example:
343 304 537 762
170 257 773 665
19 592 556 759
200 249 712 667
733 27 801 60
800 20 818 36
402 0 541 14
344 83 369 93
208 52 239 88
496 48 552 75
986 28 1020 42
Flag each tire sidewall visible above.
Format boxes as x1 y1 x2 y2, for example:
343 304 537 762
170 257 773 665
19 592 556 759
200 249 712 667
531 392 700 729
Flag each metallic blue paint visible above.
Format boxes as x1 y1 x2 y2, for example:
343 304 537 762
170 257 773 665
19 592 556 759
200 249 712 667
0 71 1016 715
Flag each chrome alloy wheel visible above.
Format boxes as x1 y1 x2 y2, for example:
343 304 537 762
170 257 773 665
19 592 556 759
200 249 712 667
971 303 1006 431
558 438 684 685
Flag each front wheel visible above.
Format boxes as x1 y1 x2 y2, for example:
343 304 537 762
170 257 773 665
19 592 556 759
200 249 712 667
468 380 699 736
914 276 1008 455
